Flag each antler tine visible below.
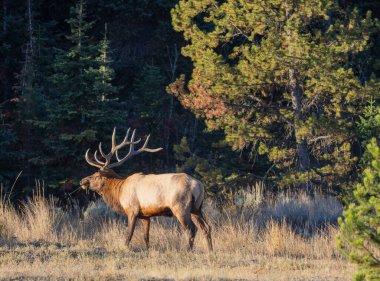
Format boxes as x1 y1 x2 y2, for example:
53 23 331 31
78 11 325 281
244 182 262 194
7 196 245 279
107 132 163 169
94 150 105 165
125 129 141 155
114 128 131 162
98 142 107 159
85 149 104 169
130 129 136 142
113 128 138 152
111 127 117 153
140 135 163 152
98 141 112 168
115 129 141 161
121 128 131 145
115 149 122 162
130 129 142 145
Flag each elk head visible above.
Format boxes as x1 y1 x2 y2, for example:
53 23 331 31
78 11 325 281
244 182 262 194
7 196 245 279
80 128 162 192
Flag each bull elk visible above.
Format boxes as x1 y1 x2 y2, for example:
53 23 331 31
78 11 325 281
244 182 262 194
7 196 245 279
80 128 213 252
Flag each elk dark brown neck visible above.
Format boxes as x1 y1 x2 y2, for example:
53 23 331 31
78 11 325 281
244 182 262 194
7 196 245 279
98 177 125 214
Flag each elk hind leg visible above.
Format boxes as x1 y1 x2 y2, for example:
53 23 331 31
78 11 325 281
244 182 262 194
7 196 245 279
191 212 213 252
173 208 197 250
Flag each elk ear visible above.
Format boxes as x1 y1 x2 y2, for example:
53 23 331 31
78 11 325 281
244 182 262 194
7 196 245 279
99 169 109 177
100 168 122 179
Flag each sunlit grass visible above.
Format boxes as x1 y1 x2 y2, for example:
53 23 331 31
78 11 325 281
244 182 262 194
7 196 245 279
0 188 354 280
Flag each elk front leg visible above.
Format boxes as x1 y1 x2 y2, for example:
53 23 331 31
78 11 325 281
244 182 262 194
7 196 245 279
141 217 151 250
126 213 137 247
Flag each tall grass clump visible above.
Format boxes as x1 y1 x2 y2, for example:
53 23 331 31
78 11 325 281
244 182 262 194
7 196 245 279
0 192 21 241
0 189 64 243
232 185 342 235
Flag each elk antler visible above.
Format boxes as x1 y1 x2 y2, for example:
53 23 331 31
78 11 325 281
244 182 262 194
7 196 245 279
85 128 163 170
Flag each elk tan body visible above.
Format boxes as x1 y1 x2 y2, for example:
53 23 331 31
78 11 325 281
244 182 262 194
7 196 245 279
80 128 213 252
119 173 203 216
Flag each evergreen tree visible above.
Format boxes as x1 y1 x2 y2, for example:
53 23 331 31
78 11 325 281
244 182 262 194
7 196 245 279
173 135 251 199
0 121 18 187
0 0 26 188
174 136 224 196
171 0 379 190
338 138 380 281
45 0 122 186
15 0 51 190
0 0 25 101
131 64 168 132
357 101 380 147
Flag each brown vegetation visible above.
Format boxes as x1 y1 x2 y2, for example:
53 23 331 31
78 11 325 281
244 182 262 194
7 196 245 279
0 188 354 280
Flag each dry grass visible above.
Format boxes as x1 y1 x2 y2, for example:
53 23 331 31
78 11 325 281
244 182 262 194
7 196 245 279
0 188 354 280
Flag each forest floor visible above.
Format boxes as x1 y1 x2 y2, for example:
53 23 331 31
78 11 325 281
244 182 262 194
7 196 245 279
0 189 355 280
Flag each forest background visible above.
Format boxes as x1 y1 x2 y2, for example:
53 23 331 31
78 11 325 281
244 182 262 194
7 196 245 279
1 0 380 204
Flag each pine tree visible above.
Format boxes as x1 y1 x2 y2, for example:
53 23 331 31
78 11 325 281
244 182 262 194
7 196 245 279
131 64 168 131
170 0 380 190
173 135 249 198
338 138 380 281
357 100 380 147
174 136 224 196
85 23 122 130
0 0 25 101
45 0 122 186
14 0 52 190
0 0 26 188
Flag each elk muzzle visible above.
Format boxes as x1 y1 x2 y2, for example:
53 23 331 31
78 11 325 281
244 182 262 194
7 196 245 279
80 178 90 190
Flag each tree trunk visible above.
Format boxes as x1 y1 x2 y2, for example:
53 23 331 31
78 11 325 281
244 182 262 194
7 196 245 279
2 0 8 100
289 68 310 173
190 116 198 150
165 44 179 162
27 0 33 54
285 2 311 177
24 0 34 188
2 0 6 32
78 0 83 55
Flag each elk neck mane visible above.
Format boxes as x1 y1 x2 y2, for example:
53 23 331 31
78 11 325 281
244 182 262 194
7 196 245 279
98 170 125 213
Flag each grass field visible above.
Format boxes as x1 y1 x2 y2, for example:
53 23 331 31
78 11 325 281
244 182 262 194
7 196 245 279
0 188 355 280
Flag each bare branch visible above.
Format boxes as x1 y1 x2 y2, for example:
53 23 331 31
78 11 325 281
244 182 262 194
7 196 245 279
309 136 331 143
